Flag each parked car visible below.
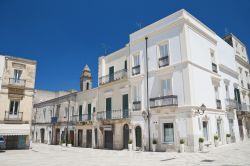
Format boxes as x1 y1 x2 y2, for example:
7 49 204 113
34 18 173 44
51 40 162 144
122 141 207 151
0 136 6 150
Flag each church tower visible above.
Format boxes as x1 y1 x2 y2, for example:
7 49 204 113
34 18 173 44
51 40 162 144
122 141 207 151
80 65 92 91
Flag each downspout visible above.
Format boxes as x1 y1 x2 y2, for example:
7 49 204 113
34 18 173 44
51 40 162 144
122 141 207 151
145 36 151 151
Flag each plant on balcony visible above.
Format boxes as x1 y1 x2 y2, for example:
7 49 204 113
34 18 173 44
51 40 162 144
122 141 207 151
179 139 185 153
199 137 204 152
152 139 157 152
128 139 133 151
214 135 219 147
226 134 231 144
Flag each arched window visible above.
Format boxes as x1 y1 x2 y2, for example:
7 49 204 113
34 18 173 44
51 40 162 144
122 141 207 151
86 82 89 90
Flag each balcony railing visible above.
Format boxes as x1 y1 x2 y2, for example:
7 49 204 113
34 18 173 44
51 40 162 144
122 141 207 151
239 103 248 112
212 63 218 73
4 111 23 121
247 83 250 90
216 99 222 109
99 69 127 85
225 99 237 109
71 114 92 122
9 78 26 86
150 95 178 108
133 101 141 111
132 65 140 76
97 109 129 120
159 56 169 68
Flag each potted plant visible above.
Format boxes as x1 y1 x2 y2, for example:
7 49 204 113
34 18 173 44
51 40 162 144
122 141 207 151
152 139 157 152
179 139 185 153
226 134 231 144
214 135 219 147
67 139 72 148
128 139 133 151
61 140 66 147
199 137 204 152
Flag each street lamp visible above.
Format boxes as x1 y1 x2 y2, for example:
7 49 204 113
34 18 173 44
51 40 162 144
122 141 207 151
195 104 206 115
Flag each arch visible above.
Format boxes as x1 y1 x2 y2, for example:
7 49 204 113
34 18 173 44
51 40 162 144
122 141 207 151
86 82 89 90
40 128 45 143
135 126 142 148
123 124 129 149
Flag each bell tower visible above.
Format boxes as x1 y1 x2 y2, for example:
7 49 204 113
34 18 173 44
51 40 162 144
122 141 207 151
80 65 92 91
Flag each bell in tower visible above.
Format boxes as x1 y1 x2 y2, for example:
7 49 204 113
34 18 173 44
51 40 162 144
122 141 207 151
80 64 92 91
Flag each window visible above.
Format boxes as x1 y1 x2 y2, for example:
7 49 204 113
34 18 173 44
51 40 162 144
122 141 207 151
86 82 89 90
14 69 22 80
214 87 219 100
133 85 141 101
225 85 229 98
163 123 174 144
216 120 222 141
203 121 209 141
159 43 168 58
55 105 60 117
124 60 127 70
43 109 46 121
133 54 140 67
162 79 171 96
245 71 248 77
64 107 68 118
9 100 19 115
211 50 217 73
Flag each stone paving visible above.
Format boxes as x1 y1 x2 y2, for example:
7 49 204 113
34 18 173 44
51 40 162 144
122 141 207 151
0 141 250 166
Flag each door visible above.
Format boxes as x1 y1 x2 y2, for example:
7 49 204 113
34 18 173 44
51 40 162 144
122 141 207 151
40 128 45 143
88 104 92 120
78 130 83 147
123 124 129 149
238 119 244 140
135 126 142 147
95 128 98 147
79 105 82 121
106 98 112 119
109 66 114 82
229 119 235 142
9 100 19 119
70 130 74 145
56 129 60 145
104 131 113 149
86 130 92 148
122 94 129 118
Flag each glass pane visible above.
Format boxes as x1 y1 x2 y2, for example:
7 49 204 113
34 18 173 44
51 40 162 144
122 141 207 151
14 101 19 115
9 101 14 114
164 123 174 143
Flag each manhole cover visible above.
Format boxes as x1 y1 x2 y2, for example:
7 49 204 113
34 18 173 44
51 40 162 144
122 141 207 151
201 159 215 162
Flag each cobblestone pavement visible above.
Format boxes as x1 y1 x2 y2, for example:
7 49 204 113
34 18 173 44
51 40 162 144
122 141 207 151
0 141 250 166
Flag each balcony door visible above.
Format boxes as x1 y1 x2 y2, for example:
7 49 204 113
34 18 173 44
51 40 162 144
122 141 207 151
79 105 82 121
122 94 128 118
9 100 19 119
88 104 91 120
109 66 114 82
106 98 112 119
14 69 22 82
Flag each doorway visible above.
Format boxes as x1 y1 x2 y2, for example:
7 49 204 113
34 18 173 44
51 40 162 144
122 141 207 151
86 130 92 148
55 129 60 145
104 130 113 149
78 129 83 147
70 130 74 145
135 126 142 148
40 128 45 143
123 124 129 149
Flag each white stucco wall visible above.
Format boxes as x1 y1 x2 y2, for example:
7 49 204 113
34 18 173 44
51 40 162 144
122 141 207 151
0 55 5 91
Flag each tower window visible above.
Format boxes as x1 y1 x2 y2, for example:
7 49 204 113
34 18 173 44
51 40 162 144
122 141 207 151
86 82 89 90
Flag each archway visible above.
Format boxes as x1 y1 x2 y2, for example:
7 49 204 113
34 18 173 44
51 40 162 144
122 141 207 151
40 128 45 143
123 124 129 149
135 126 142 148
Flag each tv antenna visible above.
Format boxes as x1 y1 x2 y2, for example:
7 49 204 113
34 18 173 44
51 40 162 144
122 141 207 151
101 43 110 55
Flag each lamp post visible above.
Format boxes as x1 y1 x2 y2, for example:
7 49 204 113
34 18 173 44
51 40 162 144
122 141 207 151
195 104 206 115
66 100 70 147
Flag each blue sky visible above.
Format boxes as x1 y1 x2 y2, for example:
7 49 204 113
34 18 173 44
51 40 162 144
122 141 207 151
0 0 249 91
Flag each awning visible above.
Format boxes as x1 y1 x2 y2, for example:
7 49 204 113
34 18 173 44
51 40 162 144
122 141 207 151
0 124 30 136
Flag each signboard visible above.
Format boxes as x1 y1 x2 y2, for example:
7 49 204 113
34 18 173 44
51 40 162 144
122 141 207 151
103 125 112 131
51 117 58 124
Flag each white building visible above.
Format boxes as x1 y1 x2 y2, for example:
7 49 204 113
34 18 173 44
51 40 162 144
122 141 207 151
32 9 249 152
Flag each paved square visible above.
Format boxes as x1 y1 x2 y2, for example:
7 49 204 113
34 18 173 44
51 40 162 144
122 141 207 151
1 141 250 166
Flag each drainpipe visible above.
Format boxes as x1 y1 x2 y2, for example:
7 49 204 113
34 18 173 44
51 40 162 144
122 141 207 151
145 36 151 151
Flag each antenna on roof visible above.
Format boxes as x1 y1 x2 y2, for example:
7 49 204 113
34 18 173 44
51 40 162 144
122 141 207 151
136 21 143 30
101 43 110 55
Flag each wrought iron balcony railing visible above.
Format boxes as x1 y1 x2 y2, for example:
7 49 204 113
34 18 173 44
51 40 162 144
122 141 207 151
216 99 222 109
9 78 26 86
212 63 218 73
225 99 237 109
99 69 127 85
133 101 141 111
132 65 140 76
4 111 23 121
150 95 178 108
158 56 169 68
97 109 129 120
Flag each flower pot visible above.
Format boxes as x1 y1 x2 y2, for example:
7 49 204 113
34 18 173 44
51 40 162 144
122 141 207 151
152 144 156 152
199 142 204 152
180 144 184 153
62 143 66 147
128 144 133 151
226 137 231 144
214 140 219 147
67 144 72 148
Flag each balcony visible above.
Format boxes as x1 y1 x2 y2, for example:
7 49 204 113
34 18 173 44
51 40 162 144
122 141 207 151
71 114 92 122
239 103 248 112
99 69 127 85
225 99 237 109
132 65 140 76
97 109 129 120
158 56 169 68
133 101 141 111
216 99 222 109
247 83 250 90
212 63 218 73
4 111 23 121
150 95 178 108
9 78 26 87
